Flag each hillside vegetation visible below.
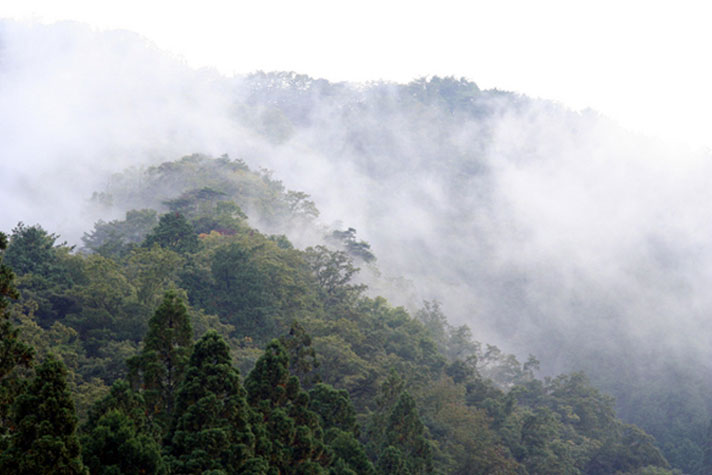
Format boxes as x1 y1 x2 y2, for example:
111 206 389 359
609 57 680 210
0 154 684 474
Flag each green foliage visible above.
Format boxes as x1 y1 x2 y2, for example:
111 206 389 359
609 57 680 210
167 331 261 473
328 228 375 263
383 391 433 474
308 383 356 434
124 245 183 308
325 428 376 474
4 223 80 326
127 291 192 428
0 154 680 473
81 409 165 475
281 321 321 389
4 222 66 276
82 209 158 258
0 355 86 474
246 339 331 473
0 231 34 440
143 212 199 254
182 235 316 343
304 245 366 310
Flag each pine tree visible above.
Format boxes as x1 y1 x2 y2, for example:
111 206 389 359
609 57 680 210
127 290 192 428
0 355 86 474
167 331 264 473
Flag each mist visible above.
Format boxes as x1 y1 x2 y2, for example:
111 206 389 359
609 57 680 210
4 19 712 456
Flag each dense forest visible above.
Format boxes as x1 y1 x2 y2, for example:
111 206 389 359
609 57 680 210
3 21 712 474
0 154 695 473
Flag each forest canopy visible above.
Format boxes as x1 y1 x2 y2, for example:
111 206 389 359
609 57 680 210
0 153 691 474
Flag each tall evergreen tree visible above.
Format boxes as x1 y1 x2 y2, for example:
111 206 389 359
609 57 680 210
0 231 34 441
382 391 433 474
81 380 165 474
81 410 166 475
280 320 321 390
0 355 86 474
127 290 192 428
167 331 264 473
245 339 331 473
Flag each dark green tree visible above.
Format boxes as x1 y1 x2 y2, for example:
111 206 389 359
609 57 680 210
208 243 276 339
325 428 376 475
382 391 433 474
84 379 154 436
303 245 365 310
281 321 321 389
143 213 199 254
308 383 374 474
3 223 64 276
245 340 330 473
0 355 86 474
308 383 356 434
81 409 165 475
3 224 79 326
167 331 263 473
82 379 164 474
82 209 159 258
0 231 34 439
127 291 192 428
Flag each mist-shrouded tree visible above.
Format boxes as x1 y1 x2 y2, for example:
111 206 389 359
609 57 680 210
304 245 366 310
82 208 159 258
127 290 192 428
328 227 375 263
167 330 264 473
3 222 64 277
0 354 86 474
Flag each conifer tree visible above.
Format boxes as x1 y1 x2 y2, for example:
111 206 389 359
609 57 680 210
245 339 331 473
127 290 192 428
81 380 165 474
383 391 433 474
280 320 321 389
81 410 166 475
0 231 34 440
167 330 264 473
0 355 86 474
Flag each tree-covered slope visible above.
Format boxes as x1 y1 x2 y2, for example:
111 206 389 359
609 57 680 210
0 155 680 473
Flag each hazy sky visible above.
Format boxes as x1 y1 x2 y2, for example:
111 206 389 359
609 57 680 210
3 1 712 149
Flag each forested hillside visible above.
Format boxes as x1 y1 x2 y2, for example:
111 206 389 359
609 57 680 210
3 21 712 474
0 155 680 474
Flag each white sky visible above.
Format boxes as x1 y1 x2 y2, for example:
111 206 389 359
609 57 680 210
3 0 712 149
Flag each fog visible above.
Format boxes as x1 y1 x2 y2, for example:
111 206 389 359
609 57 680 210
3 20 712 446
